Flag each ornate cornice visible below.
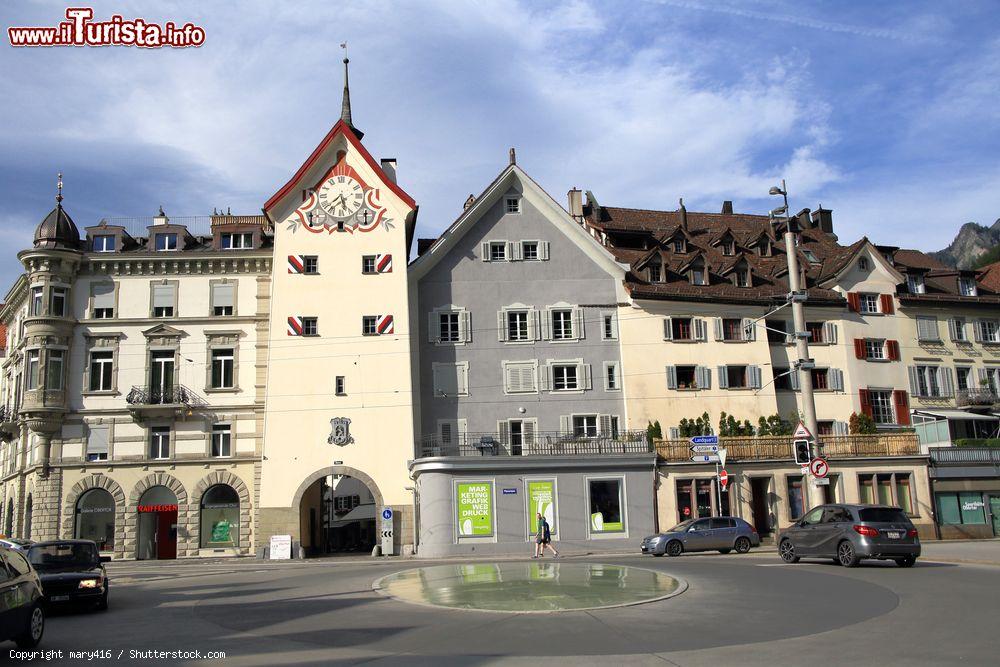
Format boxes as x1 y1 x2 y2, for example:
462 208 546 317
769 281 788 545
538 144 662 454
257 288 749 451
80 254 273 277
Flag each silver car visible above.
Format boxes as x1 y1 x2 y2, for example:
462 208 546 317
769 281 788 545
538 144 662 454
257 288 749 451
778 503 920 568
641 517 761 557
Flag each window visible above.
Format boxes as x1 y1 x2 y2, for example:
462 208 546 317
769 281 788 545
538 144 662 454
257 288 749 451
505 197 521 214
691 267 707 286
30 286 43 316
671 317 693 340
602 313 617 340
858 473 913 514
50 287 67 317
334 495 360 513
812 368 829 390
503 361 537 393
301 317 318 336
26 350 40 390
956 367 971 392
912 365 944 398
211 283 235 316
936 492 986 525
522 241 539 260
210 349 235 389
362 316 378 336
74 488 114 551
211 425 232 457
721 318 743 342
92 235 115 252
92 282 115 319
149 427 170 460
551 309 574 340
303 256 319 274
674 365 698 389
959 277 977 297
552 364 579 391
335 376 346 395
673 239 685 253
86 426 109 462
865 339 887 360
439 313 460 343
432 362 469 397
977 319 1000 343
489 241 507 262
151 283 176 318
721 240 734 256
506 420 536 455
220 232 253 249
869 390 895 425
907 273 925 294
200 485 240 548
727 365 748 388
950 317 967 342
787 477 806 520
858 257 870 271
802 249 819 263
806 322 824 344
506 310 529 341
88 351 114 392
589 479 624 533
758 241 771 256
154 233 177 251
766 319 790 344
860 293 880 314
46 350 64 390
604 362 619 390
734 268 750 287
916 316 939 342
362 255 377 274
648 261 661 283
573 415 598 437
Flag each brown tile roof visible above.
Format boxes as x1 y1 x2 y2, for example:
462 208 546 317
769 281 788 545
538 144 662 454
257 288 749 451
979 261 1000 293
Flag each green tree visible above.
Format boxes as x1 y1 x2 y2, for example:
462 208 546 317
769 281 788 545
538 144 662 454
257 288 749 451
849 411 877 434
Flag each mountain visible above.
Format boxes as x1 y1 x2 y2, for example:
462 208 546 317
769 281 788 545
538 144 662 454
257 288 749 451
930 219 1000 269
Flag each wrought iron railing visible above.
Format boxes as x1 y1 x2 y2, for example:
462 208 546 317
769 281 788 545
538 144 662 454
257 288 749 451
654 433 920 462
416 431 652 458
125 385 207 408
929 446 1000 465
956 388 997 407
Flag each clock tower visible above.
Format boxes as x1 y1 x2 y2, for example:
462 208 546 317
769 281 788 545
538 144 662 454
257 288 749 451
258 58 419 555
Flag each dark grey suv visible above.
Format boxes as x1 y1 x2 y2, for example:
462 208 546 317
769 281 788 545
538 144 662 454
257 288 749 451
642 517 760 557
778 504 920 568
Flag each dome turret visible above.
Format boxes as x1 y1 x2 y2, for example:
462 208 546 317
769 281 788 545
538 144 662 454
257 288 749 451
33 173 81 250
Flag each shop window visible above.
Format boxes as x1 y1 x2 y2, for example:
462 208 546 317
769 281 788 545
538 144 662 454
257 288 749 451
589 479 624 533
75 488 115 551
935 492 986 525
787 476 806 520
858 473 913 514
200 484 240 548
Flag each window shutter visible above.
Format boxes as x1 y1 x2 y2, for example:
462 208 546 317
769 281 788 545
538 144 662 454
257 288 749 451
940 367 954 398
833 421 848 435
830 368 844 392
529 309 541 340
666 366 678 390
749 365 762 389
694 318 707 341
907 366 920 396
458 364 469 395
439 421 452 444
974 320 984 343
539 241 550 260
859 389 873 418
497 311 508 342
893 390 911 425
661 317 672 340
481 241 491 261
608 312 619 339
504 364 517 393
714 318 724 341
559 415 571 434
498 420 510 445
790 368 800 391
718 366 729 389
212 282 234 308
854 339 866 359
599 414 612 436
948 318 960 341
541 310 552 340
539 363 552 391
92 283 114 309
524 419 537 445
847 292 860 312
152 283 174 308
461 310 472 342
510 242 522 261
87 425 109 457
573 307 585 339
823 322 838 344
582 363 593 390
887 340 900 361
697 366 711 390
742 318 756 341
880 294 895 314
668 427 680 440
917 317 938 341
428 313 440 343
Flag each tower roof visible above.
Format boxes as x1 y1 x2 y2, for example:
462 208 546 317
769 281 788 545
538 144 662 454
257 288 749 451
33 173 81 250
341 57 363 140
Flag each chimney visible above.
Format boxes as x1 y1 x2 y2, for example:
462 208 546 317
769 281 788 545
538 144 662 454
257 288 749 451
567 188 583 222
679 198 688 231
380 158 397 184
509 147 516 165
464 194 476 210
811 206 834 236
152 206 169 226
721 201 733 215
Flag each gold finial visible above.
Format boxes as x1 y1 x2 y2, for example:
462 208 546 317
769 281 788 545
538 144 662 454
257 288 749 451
56 172 63 203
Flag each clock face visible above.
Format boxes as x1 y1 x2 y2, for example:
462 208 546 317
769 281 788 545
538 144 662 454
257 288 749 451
318 175 364 219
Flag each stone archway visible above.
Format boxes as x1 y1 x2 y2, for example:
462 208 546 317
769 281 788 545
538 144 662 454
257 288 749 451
62 475 127 560
292 466 384 556
291 465 384 510
191 471 252 555
126 473 189 558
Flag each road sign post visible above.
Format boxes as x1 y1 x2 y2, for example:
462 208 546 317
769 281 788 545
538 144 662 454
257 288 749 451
380 507 394 556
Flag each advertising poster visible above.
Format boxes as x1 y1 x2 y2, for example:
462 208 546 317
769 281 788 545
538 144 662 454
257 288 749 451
527 480 557 537
456 481 493 537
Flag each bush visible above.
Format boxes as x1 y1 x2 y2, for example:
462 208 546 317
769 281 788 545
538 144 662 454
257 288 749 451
678 412 712 437
849 412 878 434
954 438 1000 447
646 420 662 444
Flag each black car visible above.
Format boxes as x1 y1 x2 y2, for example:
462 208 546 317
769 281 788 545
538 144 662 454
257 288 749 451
1 545 45 647
26 540 110 611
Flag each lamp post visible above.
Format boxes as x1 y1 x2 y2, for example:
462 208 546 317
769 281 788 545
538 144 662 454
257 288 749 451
769 180 825 509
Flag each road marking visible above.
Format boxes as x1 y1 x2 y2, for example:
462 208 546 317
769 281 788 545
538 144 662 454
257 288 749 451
756 563 792 567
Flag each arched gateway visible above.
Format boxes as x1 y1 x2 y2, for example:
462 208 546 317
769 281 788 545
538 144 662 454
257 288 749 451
293 466 384 557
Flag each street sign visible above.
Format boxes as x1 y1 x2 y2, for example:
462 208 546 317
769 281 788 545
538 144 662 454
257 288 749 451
690 444 719 453
809 458 829 478
502 488 518 495
380 506 394 556
691 455 720 463
812 477 830 486
719 469 729 490
792 421 814 440
381 508 394 521
690 435 720 445
718 448 727 468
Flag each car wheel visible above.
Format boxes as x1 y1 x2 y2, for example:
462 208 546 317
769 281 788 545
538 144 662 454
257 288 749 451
895 555 917 568
96 586 109 611
666 540 683 557
718 548 731 554
837 541 860 568
734 536 752 554
778 539 799 563
15 604 44 648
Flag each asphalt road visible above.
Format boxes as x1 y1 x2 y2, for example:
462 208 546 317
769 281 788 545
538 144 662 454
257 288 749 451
9 545 1000 666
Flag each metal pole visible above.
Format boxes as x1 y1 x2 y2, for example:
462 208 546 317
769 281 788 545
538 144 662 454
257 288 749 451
715 460 722 516
780 181 825 509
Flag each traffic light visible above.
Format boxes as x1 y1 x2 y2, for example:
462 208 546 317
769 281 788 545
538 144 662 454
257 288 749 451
793 439 811 465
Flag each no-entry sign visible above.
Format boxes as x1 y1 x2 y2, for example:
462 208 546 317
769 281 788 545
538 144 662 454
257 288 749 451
809 458 829 478
719 469 729 489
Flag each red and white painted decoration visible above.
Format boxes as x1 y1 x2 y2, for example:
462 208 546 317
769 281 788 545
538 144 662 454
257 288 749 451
375 253 392 273
288 157 394 235
288 255 307 274
287 316 305 336
376 314 394 335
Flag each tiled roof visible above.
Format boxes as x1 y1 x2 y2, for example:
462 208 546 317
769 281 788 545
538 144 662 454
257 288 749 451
979 261 1000 293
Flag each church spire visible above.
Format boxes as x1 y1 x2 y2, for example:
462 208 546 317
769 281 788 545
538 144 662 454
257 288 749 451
340 45 364 140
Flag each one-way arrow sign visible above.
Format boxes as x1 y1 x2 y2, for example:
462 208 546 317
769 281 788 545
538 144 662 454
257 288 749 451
690 435 720 445
691 454 720 463
690 444 719 453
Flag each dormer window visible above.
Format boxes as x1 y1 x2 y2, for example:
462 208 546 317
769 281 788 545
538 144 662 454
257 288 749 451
92 235 115 252
673 239 685 253
858 257 870 271
155 233 178 251
722 240 734 256
758 241 771 257
648 259 662 283
907 273 925 294
802 249 819 264
960 277 977 297
690 263 707 286
734 268 751 288
220 232 253 250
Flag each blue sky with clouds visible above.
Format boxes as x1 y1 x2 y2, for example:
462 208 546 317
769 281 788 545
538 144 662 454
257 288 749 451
2 1 998 289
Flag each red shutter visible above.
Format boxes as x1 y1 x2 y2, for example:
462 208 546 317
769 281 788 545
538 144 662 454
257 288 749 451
847 292 860 312
893 390 911 425
880 294 895 314
887 340 900 361
854 338 866 359
859 389 873 418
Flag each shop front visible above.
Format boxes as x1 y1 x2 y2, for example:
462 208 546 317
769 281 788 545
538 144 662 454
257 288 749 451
136 485 178 560
929 446 1000 539
74 488 116 553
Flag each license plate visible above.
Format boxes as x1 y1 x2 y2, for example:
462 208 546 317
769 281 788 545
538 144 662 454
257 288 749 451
51 595 70 602
885 531 902 539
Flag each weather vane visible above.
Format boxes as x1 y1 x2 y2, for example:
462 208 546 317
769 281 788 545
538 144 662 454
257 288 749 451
56 172 63 203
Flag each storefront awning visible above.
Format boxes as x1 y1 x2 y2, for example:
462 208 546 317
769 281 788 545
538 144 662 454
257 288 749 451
913 409 999 422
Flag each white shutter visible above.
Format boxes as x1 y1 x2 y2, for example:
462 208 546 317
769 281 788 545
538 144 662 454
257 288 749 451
92 283 114 309
498 420 510 445
573 307 585 340
824 322 838 344
152 283 174 308
87 425 109 458
917 317 938 341
940 368 954 398
714 318 724 341
582 363 593 390
695 318 707 341
541 310 552 340
718 366 729 389
833 421 848 435
669 427 680 440
428 312 440 343
539 241 550 260
608 312 619 339
212 282 234 309
508 241 519 261
948 318 960 341
539 363 552 391
528 309 539 340
790 368 800 391
599 414 612 436
697 366 711 389
742 318 756 341
666 366 678 390
830 368 844 392
974 321 984 343
559 415 571 433
457 364 469 395
497 311 508 342
663 318 673 341
749 365 762 389
460 310 471 342
524 419 537 445
979 367 990 387
908 366 920 396
481 241 491 261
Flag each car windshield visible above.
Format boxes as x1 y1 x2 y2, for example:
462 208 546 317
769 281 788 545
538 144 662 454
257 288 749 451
27 543 98 570
858 508 910 523
668 520 695 532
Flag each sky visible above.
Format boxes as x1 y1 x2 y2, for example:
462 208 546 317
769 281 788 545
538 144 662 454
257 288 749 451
2 0 999 289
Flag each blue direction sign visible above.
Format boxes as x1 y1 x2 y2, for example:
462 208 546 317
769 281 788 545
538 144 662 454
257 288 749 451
690 444 719 453
690 435 720 445
381 508 393 521
691 454 721 463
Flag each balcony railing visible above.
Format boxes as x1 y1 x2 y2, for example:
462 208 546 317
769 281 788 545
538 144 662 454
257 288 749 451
929 446 1000 465
655 433 921 462
416 431 653 458
956 388 997 407
126 385 206 407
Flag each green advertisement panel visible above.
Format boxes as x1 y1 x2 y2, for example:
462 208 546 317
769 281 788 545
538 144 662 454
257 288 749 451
456 482 493 537
527 480 557 537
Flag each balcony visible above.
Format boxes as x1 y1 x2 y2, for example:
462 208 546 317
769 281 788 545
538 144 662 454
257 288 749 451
929 446 1000 466
655 433 921 463
0 405 17 441
125 385 207 422
416 431 653 458
956 388 997 408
